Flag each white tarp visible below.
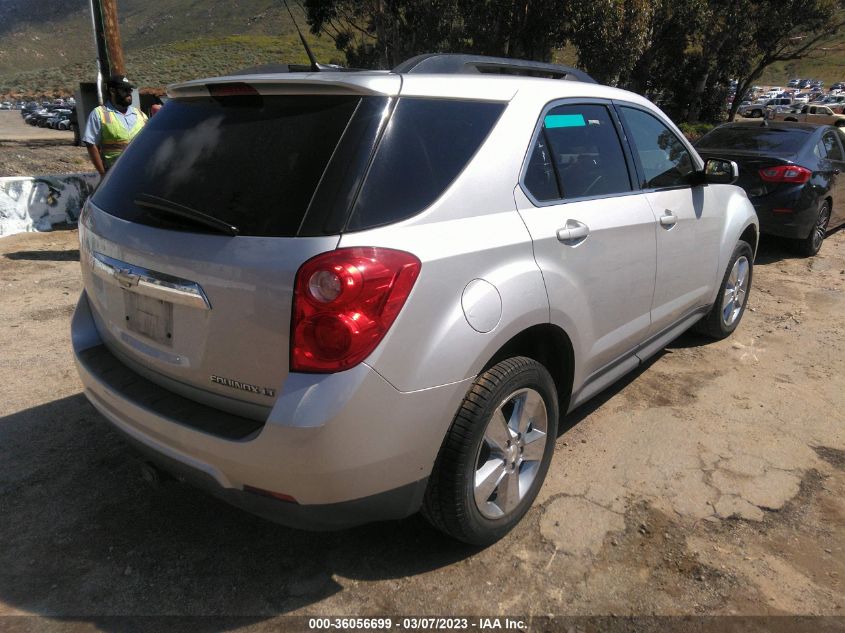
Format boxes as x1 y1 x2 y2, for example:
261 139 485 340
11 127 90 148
0 173 99 237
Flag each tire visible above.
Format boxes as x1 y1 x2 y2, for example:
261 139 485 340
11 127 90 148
795 200 831 257
694 240 753 339
753 109 762 118
422 356 559 546
836 121 845 128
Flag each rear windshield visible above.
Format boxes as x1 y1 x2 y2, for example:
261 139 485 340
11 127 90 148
92 94 361 237
695 126 809 156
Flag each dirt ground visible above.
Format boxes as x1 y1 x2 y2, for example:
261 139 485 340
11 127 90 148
1 133 845 630
0 111 90 177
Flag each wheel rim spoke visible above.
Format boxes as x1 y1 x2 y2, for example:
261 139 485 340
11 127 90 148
518 390 544 435
484 408 511 452
474 459 506 509
722 298 735 323
495 470 521 514
521 430 547 461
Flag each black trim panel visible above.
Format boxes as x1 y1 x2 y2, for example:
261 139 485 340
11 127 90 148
79 344 265 440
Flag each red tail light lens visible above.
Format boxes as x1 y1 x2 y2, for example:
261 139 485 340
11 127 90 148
758 165 812 184
291 248 422 373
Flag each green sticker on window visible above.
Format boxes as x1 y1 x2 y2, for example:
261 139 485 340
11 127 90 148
545 114 586 128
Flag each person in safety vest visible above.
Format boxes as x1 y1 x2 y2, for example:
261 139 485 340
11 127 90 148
82 74 147 177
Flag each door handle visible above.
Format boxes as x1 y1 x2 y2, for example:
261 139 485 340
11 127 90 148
556 220 590 242
659 210 678 228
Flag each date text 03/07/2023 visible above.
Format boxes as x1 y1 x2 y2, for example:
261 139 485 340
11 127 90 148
307 617 527 630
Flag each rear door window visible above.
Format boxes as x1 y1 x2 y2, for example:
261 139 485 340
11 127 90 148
92 95 362 237
523 103 632 202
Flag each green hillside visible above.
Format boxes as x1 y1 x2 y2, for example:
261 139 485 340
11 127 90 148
0 31 342 98
0 0 345 98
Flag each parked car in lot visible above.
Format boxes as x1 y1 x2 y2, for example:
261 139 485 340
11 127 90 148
696 122 844 256
0 102 11 110
740 98 792 118
775 104 845 126
814 95 845 114
72 54 758 544
46 108 72 129
25 108 52 126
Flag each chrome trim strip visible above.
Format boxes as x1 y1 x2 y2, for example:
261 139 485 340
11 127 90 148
91 251 211 310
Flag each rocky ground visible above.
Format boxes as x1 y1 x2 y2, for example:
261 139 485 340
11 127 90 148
0 123 844 631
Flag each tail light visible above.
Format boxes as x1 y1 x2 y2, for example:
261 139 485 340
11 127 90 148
291 247 421 373
758 165 812 184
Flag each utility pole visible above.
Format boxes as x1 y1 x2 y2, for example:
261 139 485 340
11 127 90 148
101 0 127 77
88 0 126 101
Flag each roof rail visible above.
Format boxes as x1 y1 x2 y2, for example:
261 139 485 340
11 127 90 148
234 63 365 75
393 54 596 84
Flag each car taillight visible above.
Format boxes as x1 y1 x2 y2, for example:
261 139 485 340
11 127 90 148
291 248 421 373
758 165 812 184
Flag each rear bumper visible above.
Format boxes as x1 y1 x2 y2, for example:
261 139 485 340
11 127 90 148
751 187 818 239
72 291 471 529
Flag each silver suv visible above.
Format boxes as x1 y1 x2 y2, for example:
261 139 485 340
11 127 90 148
72 54 758 545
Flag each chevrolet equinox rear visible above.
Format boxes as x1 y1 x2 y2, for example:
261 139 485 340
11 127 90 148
72 54 758 545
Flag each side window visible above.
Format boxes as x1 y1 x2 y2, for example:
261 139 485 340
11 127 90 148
523 104 632 201
524 137 560 201
619 106 695 189
822 131 844 161
346 98 505 230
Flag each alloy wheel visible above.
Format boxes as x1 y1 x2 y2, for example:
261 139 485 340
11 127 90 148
812 204 831 254
721 256 750 327
474 387 548 519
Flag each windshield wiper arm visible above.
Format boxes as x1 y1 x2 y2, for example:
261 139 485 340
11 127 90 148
133 193 240 236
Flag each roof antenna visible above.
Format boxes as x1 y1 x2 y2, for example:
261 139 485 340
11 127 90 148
283 0 319 72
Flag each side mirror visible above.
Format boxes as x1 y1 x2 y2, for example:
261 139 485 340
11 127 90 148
703 158 739 185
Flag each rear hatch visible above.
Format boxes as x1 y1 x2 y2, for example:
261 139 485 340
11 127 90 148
80 83 395 417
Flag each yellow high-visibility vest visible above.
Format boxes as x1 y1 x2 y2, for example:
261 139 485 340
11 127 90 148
96 105 147 168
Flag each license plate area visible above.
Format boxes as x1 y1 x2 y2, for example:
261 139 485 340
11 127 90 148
124 291 174 347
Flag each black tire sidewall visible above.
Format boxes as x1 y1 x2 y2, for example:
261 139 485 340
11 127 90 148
460 359 558 543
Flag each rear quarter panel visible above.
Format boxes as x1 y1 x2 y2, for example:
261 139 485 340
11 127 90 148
338 96 551 393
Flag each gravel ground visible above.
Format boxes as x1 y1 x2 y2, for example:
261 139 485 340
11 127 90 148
0 111 90 177
0 136 844 630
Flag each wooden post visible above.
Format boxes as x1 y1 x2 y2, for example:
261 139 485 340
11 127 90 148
100 0 126 77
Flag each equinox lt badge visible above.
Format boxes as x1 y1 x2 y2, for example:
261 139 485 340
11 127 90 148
211 375 276 397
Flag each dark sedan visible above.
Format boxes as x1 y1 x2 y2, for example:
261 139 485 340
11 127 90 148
696 122 844 256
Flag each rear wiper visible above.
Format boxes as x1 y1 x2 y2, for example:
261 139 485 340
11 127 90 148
133 193 240 236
